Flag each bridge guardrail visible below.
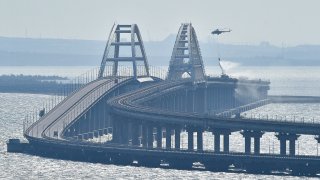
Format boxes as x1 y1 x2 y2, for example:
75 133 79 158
24 65 168 138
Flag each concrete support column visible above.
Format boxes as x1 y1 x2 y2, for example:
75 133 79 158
112 118 121 143
120 121 129 144
166 126 172 149
175 128 181 149
212 129 231 153
254 136 260 154
141 124 148 147
116 120 122 143
131 123 139 146
223 133 230 153
279 138 286 156
276 133 300 156
197 130 203 151
147 125 153 148
289 139 296 156
241 130 264 154
187 130 194 151
117 120 123 143
156 126 162 148
214 133 221 153
244 136 251 154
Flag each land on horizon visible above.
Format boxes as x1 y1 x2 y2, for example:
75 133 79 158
0 75 70 94
1 36 320 67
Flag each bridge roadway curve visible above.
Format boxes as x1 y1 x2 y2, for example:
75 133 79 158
24 76 132 140
109 80 320 135
22 78 320 175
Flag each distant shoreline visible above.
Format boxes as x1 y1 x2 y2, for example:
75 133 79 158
1 36 320 66
0 75 73 95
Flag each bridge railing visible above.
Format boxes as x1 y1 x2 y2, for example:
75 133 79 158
46 77 135 139
241 113 318 124
23 65 167 135
211 111 318 126
23 66 101 134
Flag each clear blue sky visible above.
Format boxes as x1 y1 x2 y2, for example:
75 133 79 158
1 0 320 46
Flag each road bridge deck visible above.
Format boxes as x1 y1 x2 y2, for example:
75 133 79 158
25 77 131 139
109 81 320 135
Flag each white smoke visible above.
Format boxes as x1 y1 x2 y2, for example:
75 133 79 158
219 59 240 75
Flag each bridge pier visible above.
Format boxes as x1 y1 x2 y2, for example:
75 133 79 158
254 136 260 154
276 133 300 156
174 127 181 149
147 124 154 148
289 139 295 156
214 132 220 153
186 127 203 151
197 129 203 151
93 103 99 132
141 124 148 147
241 130 264 154
131 123 139 146
187 127 194 151
111 117 122 143
156 126 162 148
223 132 230 153
212 129 231 153
166 126 172 149
120 121 129 144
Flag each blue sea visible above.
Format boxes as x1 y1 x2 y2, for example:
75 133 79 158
1 66 320 179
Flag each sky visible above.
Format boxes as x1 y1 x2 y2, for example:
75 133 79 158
1 0 320 46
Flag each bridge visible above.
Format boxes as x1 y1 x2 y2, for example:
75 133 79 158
8 23 320 176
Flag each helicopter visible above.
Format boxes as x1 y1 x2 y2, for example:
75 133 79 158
211 28 232 35
211 28 232 77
